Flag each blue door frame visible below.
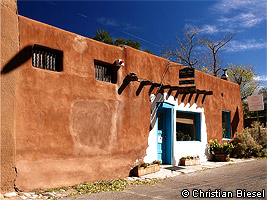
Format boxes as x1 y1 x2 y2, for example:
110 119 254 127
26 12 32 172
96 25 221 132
156 102 173 164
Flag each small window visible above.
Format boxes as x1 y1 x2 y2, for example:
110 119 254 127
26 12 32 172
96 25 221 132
32 44 63 72
176 111 201 141
222 111 231 139
94 60 118 84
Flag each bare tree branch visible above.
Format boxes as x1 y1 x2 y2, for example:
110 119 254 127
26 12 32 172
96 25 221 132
199 32 236 77
161 26 199 68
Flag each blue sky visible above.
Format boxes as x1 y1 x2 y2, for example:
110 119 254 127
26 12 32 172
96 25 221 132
18 0 266 87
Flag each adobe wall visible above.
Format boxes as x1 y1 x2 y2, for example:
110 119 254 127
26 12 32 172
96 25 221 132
1 0 19 193
14 16 243 191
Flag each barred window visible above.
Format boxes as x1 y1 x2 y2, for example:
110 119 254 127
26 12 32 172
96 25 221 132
94 60 118 84
32 44 63 72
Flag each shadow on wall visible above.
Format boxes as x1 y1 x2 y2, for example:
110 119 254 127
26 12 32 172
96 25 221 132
150 94 165 131
231 107 240 136
1 46 32 75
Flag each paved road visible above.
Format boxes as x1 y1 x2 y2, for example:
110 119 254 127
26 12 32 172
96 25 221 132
63 159 267 200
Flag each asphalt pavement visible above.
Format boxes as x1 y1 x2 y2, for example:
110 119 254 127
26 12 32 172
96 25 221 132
62 159 267 200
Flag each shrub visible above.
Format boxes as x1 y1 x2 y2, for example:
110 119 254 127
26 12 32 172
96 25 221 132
248 121 267 149
231 122 266 158
209 139 234 154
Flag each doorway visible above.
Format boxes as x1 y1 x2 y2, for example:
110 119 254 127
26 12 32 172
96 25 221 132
157 103 173 164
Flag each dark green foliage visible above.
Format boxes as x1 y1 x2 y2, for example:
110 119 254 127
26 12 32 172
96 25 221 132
114 38 127 46
92 29 150 52
227 64 261 102
126 39 141 50
231 121 267 158
93 30 114 45
209 139 234 154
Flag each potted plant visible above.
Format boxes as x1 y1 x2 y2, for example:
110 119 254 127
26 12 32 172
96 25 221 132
209 139 234 162
184 134 191 141
179 156 200 166
176 131 184 141
131 160 161 177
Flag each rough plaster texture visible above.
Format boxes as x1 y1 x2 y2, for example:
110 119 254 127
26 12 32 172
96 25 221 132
6 15 243 191
1 0 19 193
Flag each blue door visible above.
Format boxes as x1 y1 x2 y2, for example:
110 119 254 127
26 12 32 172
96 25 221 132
157 111 166 163
157 103 173 164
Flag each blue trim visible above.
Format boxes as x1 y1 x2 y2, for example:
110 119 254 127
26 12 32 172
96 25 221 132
176 110 201 141
222 110 231 139
196 113 201 141
156 102 173 165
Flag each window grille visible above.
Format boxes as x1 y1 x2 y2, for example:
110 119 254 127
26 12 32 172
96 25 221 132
94 60 118 84
32 44 63 72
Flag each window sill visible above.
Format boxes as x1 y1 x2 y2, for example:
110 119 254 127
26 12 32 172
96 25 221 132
222 138 232 140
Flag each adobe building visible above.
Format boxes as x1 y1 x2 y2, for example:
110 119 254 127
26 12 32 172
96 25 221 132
1 0 243 192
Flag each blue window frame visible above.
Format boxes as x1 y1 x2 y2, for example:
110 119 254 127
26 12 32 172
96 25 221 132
176 111 201 141
222 111 231 139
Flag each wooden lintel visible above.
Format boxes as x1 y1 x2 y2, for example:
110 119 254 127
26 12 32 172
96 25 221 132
170 86 179 91
163 85 171 89
174 90 180 100
128 76 138 82
118 75 138 95
148 83 161 95
179 86 197 94
197 89 213 95
136 81 152 96
181 93 187 102
205 91 213 95
141 80 152 85
188 93 194 102
202 94 207 104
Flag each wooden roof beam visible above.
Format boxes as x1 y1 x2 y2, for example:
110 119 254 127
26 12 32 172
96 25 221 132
136 80 152 96
148 83 161 95
118 74 138 95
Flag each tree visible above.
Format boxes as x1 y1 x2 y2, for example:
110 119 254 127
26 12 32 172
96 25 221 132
161 26 199 68
92 29 148 52
144 49 154 54
227 63 261 102
114 38 127 46
258 87 267 102
199 33 236 77
93 30 114 45
125 39 141 50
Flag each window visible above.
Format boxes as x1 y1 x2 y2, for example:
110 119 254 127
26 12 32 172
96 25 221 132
222 111 231 139
176 111 201 141
94 60 118 84
32 44 63 72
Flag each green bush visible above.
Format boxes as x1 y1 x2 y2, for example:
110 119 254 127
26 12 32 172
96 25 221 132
249 122 267 149
209 139 234 154
231 122 266 158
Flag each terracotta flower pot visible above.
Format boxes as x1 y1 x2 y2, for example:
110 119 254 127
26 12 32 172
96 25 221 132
214 153 230 162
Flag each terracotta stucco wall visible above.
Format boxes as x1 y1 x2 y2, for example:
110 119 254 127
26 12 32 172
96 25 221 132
1 0 19 193
14 16 243 191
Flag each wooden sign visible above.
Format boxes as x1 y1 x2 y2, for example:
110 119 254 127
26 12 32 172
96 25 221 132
247 94 264 111
179 80 195 85
179 67 195 79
